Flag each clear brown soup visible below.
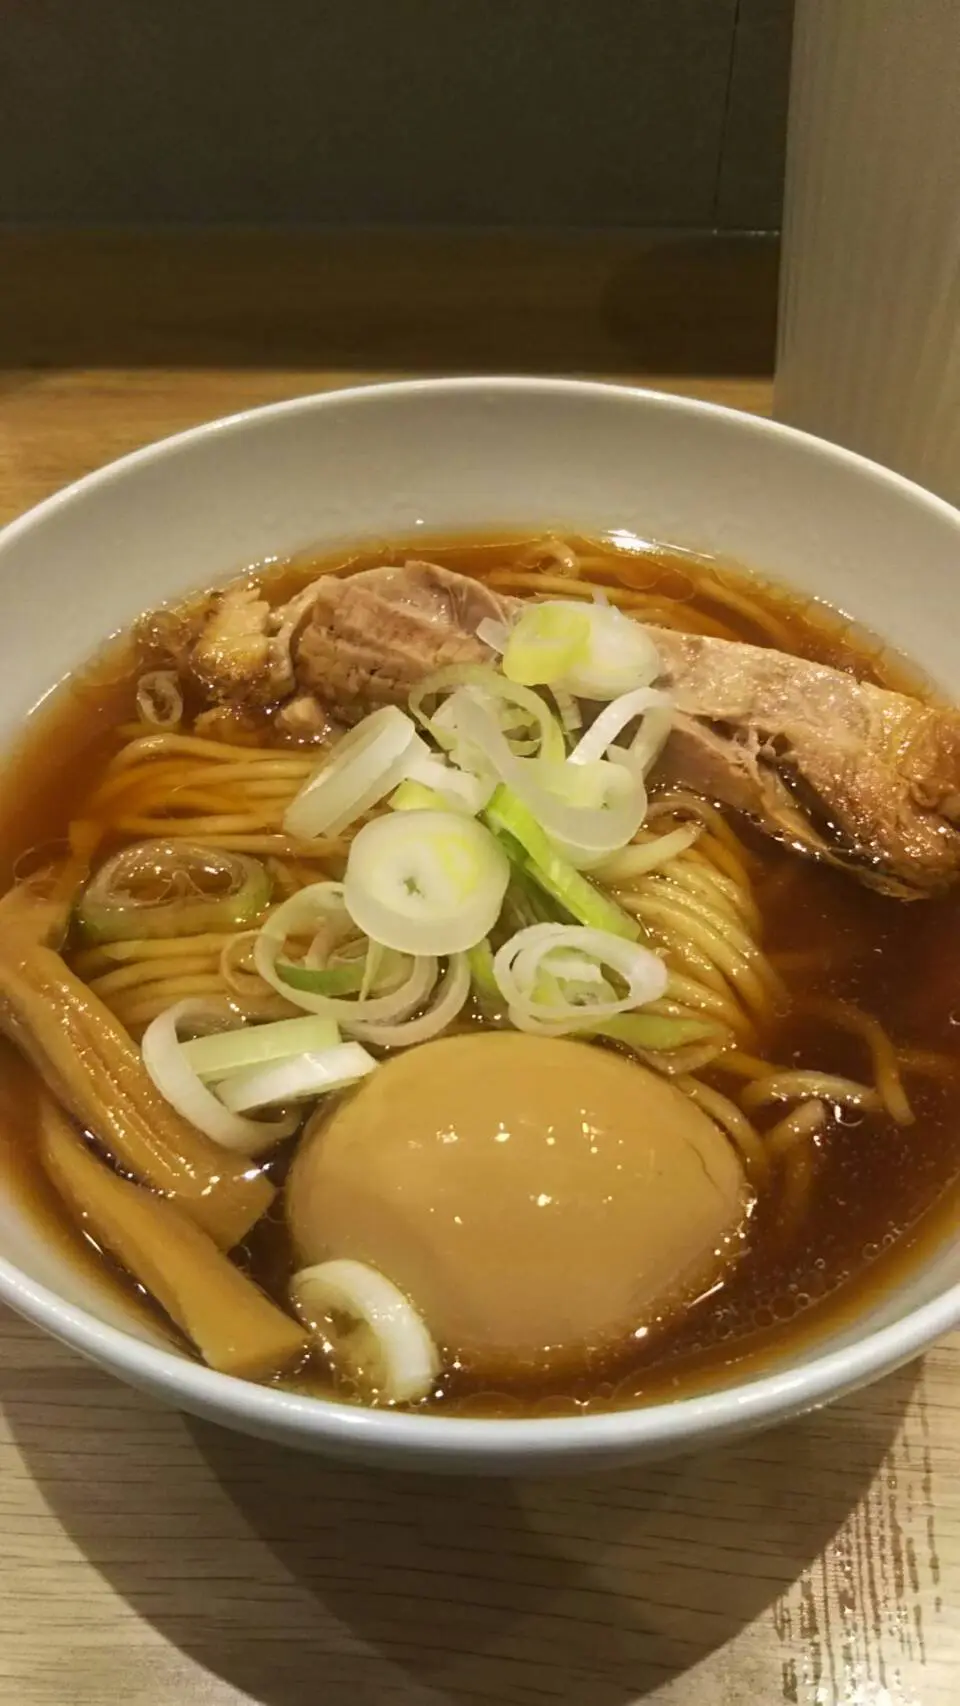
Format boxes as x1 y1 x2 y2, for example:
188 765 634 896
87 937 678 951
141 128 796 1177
2 530 959 1418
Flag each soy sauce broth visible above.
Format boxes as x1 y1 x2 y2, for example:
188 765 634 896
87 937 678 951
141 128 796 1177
2 529 960 1417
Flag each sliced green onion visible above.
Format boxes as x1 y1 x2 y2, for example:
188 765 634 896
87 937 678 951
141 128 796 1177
501 866 561 931
283 706 428 839
569 686 674 775
501 603 590 686
593 1012 722 1052
404 753 493 814
278 961 365 995
539 753 638 813
348 952 471 1048
500 600 662 701
278 936 408 998
552 687 583 738
492 923 668 1036
254 883 438 1021
181 1014 341 1081
532 949 614 1007
390 757 492 817
409 663 566 766
141 999 298 1156
343 810 510 956
467 938 501 1004
390 779 455 814
475 616 510 654
217 1042 377 1113
291 1259 440 1404
77 841 271 944
441 691 646 866
136 670 183 729
484 787 640 940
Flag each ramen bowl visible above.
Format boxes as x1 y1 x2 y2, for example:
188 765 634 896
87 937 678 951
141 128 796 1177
1 376 959 1475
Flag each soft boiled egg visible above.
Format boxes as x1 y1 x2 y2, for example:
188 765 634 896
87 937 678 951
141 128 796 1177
286 1032 752 1383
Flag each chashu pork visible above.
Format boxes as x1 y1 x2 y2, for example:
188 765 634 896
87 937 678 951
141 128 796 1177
648 626 960 898
158 562 510 734
293 561 512 721
165 562 960 897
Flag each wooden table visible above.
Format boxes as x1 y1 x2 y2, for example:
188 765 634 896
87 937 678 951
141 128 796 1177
1 367 958 1706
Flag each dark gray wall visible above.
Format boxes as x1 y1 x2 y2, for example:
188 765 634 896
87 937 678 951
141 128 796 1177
0 0 793 230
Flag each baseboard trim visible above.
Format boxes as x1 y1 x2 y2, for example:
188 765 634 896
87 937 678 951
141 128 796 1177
0 227 778 374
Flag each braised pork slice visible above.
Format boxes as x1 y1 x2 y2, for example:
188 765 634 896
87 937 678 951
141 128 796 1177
293 562 511 721
154 562 506 723
649 627 960 898
152 580 324 712
290 568 960 895
163 561 960 896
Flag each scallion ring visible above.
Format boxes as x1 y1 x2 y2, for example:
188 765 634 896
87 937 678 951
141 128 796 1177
254 883 438 1021
409 663 566 766
217 1042 377 1113
283 706 428 839
492 923 668 1035
291 1259 440 1404
141 1000 299 1155
77 841 272 944
343 811 510 956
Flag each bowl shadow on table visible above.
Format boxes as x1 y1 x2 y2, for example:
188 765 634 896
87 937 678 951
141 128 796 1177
2 1353 918 1706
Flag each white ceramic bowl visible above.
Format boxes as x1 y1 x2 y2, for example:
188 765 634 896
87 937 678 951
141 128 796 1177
2 377 960 1475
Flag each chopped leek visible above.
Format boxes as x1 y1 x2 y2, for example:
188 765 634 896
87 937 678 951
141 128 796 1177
491 923 668 1035
389 750 493 816
389 780 455 813
291 1258 440 1403
77 841 271 944
276 960 368 995
343 809 510 955
403 754 493 814
593 1013 721 1052
348 952 471 1047
217 1042 377 1112
254 883 439 1022
141 1000 299 1156
483 787 641 941
283 706 427 839
136 670 183 729
500 600 662 701
181 1014 341 1082
442 691 646 866
501 603 590 687
467 938 501 1005
409 663 567 765
569 685 674 775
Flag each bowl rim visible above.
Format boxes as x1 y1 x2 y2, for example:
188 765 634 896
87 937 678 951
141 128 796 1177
3 371 960 1459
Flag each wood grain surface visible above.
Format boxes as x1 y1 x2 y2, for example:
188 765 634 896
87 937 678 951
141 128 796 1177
1 364 958 1706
